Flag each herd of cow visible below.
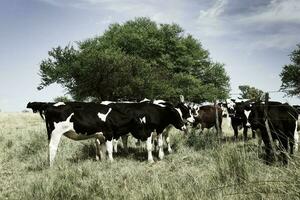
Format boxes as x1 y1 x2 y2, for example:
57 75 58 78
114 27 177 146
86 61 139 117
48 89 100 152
26 98 300 166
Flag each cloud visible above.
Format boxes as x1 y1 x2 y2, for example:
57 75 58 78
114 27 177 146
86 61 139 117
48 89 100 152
241 0 300 24
196 0 300 50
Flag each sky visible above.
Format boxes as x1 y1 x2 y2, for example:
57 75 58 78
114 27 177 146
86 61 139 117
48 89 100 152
0 0 300 112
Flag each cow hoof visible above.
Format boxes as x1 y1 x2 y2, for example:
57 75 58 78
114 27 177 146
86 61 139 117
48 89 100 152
95 155 100 161
168 148 173 153
148 159 154 163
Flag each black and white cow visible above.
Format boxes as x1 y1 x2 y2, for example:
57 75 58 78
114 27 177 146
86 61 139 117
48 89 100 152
223 99 253 140
27 101 146 166
148 100 195 153
249 101 298 164
100 100 190 162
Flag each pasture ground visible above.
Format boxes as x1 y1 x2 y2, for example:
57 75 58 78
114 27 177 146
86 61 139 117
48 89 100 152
0 113 300 200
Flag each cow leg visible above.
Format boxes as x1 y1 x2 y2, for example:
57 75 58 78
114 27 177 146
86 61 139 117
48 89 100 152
165 134 172 153
280 138 289 165
48 127 65 167
121 135 129 154
147 133 154 163
95 139 101 161
158 134 164 160
106 140 113 161
95 132 106 160
289 137 294 156
256 130 263 154
252 130 256 139
233 126 238 141
243 127 248 141
113 139 118 153
100 142 106 160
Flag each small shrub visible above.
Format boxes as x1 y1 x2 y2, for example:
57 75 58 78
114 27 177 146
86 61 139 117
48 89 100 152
5 139 13 149
18 132 47 161
186 129 220 151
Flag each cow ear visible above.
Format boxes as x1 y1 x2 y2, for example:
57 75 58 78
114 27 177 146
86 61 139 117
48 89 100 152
179 95 184 103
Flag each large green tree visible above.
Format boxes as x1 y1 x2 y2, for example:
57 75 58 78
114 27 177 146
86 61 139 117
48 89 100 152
238 85 263 100
38 17 230 102
280 44 300 96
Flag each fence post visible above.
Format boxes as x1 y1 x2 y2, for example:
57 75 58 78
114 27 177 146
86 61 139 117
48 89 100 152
214 99 221 137
264 92 277 162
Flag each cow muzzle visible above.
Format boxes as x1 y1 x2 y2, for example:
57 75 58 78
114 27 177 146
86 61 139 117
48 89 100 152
246 122 251 128
181 125 187 131
187 116 195 123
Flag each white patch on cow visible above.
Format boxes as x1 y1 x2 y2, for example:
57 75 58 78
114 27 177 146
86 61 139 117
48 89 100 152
153 100 166 107
187 109 195 123
53 102 66 107
295 120 299 152
147 133 154 163
193 106 199 117
175 108 183 120
158 134 164 160
97 108 112 122
106 140 113 161
100 101 113 105
244 110 251 127
140 98 150 102
140 116 146 124
49 113 74 166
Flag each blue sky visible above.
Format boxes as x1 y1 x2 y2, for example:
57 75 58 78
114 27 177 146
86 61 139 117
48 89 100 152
1 0 300 111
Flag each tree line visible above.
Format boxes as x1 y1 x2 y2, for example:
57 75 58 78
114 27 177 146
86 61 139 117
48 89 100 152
38 17 300 103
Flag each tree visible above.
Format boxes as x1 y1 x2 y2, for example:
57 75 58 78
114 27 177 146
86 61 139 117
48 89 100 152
53 96 71 102
280 44 300 96
38 17 230 102
238 85 263 100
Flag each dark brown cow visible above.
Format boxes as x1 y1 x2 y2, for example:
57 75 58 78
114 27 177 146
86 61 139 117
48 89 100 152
193 105 223 133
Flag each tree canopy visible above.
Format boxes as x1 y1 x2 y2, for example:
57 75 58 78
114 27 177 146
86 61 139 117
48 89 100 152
280 44 300 97
53 96 71 102
238 85 263 100
38 17 230 102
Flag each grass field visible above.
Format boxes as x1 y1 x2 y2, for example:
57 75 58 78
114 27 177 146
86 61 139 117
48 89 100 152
1 113 300 200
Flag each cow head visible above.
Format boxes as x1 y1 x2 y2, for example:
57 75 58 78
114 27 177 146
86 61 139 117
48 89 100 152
233 101 253 128
248 102 264 130
176 103 195 123
26 102 51 119
225 99 236 117
169 107 187 132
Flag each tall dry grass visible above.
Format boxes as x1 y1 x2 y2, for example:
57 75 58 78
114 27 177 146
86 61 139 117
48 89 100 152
0 113 299 200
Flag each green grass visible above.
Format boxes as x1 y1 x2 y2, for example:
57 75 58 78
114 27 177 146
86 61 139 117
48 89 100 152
1 113 300 200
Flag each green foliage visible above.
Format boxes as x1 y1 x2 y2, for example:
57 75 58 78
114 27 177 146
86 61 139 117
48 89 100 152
280 44 300 96
53 96 72 102
238 85 264 100
38 17 230 102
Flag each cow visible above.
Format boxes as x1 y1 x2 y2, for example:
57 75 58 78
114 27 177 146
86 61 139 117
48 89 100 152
148 100 195 153
187 103 223 134
223 99 253 140
249 101 298 164
26 101 147 166
100 100 190 161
